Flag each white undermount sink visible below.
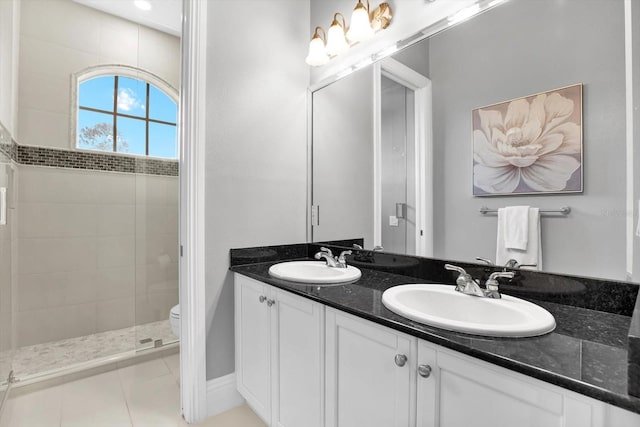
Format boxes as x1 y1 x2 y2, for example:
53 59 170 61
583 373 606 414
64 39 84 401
268 261 362 284
382 284 556 337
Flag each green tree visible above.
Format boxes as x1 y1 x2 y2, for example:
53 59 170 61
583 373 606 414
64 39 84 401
78 123 129 153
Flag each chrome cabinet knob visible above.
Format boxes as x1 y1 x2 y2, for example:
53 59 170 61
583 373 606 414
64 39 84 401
394 354 408 367
266 299 275 307
259 295 267 303
418 364 432 378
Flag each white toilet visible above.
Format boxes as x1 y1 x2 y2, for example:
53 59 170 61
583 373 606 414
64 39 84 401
170 304 180 338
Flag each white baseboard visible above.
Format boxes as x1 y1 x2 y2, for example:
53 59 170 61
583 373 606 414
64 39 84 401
206 373 245 418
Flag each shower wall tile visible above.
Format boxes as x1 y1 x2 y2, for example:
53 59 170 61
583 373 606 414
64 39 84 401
135 175 173 206
18 166 108 204
18 71 70 116
17 303 97 347
97 205 136 236
16 166 178 347
19 203 98 238
137 25 181 89
20 0 101 54
96 266 135 301
135 291 178 326
18 237 98 276
97 236 135 269
96 297 135 333
17 270 97 311
17 108 70 150
97 13 140 64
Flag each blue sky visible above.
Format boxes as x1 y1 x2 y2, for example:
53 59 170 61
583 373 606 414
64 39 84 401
78 76 177 159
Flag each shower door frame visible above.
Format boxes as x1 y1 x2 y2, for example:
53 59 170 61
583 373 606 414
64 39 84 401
373 58 433 257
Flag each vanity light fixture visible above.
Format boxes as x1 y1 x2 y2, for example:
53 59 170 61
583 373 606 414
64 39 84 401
306 1 392 67
305 26 330 66
326 13 350 56
134 0 152 11
346 0 375 43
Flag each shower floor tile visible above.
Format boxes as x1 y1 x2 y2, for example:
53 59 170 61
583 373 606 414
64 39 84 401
12 320 177 379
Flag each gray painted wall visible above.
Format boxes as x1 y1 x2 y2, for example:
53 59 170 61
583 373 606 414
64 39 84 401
430 0 627 280
312 67 374 245
205 0 309 379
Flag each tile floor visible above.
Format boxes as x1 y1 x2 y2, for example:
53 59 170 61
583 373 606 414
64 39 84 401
0 353 266 427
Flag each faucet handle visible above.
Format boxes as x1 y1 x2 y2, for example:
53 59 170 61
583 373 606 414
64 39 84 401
488 271 515 281
475 257 494 265
352 244 363 250
444 264 467 275
320 247 333 257
445 264 474 290
338 250 352 264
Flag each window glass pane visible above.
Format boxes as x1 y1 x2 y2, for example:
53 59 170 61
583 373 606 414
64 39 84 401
149 122 178 159
77 110 114 152
117 77 146 118
149 86 177 123
116 117 146 155
79 76 114 112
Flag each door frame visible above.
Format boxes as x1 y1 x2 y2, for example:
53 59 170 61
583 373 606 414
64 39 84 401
179 0 208 422
373 58 433 256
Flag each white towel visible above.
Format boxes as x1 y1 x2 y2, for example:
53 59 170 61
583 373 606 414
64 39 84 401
496 207 542 269
501 206 530 250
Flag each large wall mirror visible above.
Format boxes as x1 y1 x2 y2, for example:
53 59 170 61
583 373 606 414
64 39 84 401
311 0 637 282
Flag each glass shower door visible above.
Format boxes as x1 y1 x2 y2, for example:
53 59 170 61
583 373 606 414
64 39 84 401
0 130 13 413
134 169 180 351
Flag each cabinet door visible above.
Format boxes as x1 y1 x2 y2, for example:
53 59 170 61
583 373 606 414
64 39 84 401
325 308 416 427
270 288 324 427
434 346 567 427
416 340 437 427
234 275 271 423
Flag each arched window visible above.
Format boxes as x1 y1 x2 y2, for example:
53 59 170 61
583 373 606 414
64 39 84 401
72 66 178 159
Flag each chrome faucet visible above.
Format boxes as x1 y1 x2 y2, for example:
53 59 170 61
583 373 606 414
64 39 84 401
444 264 514 298
445 264 484 296
484 271 516 299
475 257 537 270
314 247 351 268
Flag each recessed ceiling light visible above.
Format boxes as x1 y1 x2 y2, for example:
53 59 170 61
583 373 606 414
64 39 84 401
134 0 152 11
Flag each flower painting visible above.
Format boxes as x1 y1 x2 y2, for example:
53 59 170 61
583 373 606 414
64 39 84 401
472 84 583 196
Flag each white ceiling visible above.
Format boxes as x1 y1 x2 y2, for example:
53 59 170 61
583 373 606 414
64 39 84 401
73 0 182 37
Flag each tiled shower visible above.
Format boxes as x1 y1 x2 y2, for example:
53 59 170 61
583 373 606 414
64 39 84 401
0 0 181 392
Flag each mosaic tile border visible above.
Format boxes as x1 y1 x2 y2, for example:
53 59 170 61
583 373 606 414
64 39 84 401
0 122 177 177
16 144 178 176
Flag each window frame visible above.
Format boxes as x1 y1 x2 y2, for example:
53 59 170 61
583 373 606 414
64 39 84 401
71 65 179 159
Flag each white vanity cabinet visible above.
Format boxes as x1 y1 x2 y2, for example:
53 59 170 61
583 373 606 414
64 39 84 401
234 275 640 427
325 307 416 427
234 275 324 427
417 340 601 427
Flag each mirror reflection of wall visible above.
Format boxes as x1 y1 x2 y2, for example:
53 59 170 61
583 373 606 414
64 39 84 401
312 66 374 244
312 0 631 281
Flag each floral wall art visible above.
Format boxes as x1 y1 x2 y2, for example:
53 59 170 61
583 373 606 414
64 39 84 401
472 84 583 196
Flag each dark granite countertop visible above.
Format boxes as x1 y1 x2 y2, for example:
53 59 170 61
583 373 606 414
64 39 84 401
231 259 640 415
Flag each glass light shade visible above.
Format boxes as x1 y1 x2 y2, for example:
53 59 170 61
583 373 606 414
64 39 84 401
305 36 329 66
346 3 374 43
326 23 349 56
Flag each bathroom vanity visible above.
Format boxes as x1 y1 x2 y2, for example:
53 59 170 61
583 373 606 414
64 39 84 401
230 243 640 427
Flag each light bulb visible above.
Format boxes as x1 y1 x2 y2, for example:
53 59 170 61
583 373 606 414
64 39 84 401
305 27 329 66
346 1 374 43
326 14 349 56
